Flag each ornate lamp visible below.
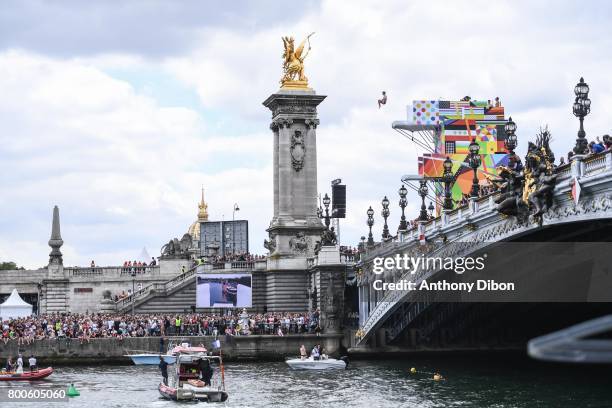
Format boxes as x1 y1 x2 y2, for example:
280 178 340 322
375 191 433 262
322 193 331 229
381 196 390 239
398 185 408 230
418 181 428 221
442 157 454 210
468 140 481 198
504 116 517 154
366 206 375 246
572 77 591 155
428 202 435 218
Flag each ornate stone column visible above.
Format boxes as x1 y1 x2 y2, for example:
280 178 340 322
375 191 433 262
263 90 326 259
262 88 327 311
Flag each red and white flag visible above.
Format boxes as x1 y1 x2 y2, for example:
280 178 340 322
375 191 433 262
570 176 581 205
418 223 426 245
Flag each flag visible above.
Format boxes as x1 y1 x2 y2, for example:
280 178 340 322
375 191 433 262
212 339 221 349
570 177 581 205
418 223 426 245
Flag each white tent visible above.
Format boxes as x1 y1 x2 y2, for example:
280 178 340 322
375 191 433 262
0 289 33 321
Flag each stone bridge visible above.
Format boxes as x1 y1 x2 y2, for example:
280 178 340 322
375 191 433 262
355 151 612 349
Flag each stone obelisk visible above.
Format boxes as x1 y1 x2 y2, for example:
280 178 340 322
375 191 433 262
261 34 326 311
48 205 64 267
42 205 69 313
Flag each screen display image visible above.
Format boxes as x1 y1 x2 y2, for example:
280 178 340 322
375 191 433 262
196 273 252 308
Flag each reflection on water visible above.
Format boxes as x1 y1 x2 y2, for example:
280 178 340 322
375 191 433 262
1 354 611 408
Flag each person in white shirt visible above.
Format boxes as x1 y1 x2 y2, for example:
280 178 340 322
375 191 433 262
28 355 37 372
16 354 23 374
311 346 320 360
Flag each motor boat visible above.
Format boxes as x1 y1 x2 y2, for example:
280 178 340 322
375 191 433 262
0 367 53 381
286 356 347 370
158 345 229 402
125 353 176 365
125 341 180 365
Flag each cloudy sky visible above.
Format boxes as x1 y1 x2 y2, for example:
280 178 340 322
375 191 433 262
1 1 611 269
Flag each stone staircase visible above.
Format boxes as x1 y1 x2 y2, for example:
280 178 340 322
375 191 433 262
135 283 197 313
115 266 198 314
42 279 69 313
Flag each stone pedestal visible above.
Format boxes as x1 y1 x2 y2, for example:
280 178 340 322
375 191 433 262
308 246 345 334
317 246 340 265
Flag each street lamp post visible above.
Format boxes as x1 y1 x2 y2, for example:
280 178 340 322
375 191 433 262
468 140 481 198
504 116 518 155
381 196 390 239
232 203 240 255
442 157 454 210
418 181 428 221
573 77 591 155
398 185 408 230
322 193 331 229
366 206 375 246
131 270 136 315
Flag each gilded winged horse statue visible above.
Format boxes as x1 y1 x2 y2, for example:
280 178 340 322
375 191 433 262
281 32 315 87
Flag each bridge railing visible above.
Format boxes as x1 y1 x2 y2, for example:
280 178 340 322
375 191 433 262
583 152 609 176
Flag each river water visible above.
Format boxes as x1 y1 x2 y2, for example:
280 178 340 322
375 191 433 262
2 354 611 408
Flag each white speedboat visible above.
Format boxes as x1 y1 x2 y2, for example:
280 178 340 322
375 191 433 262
125 342 181 365
286 356 347 370
125 353 176 365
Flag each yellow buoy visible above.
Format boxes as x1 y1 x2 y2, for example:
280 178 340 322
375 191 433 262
433 374 442 382
410 367 417 374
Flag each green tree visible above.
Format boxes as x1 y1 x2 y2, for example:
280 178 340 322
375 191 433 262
0 261 24 270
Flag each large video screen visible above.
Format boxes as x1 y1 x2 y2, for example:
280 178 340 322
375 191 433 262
196 273 252 308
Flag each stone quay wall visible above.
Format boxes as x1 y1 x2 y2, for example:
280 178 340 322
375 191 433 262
0 334 343 364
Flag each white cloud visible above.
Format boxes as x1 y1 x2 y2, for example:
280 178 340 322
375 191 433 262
0 51 271 268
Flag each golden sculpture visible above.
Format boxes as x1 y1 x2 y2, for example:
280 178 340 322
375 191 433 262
281 32 315 89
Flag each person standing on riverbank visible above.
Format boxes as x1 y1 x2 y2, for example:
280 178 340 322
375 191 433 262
175 316 181 335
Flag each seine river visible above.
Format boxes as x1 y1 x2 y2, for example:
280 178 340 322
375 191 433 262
2 354 611 407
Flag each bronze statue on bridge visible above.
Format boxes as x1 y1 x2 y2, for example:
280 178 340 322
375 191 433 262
490 127 558 224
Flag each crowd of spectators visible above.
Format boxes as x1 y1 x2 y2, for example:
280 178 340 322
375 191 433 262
204 252 266 265
121 259 156 274
566 135 612 162
339 246 359 259
1 311 321 345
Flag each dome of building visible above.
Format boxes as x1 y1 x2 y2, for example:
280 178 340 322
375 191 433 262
188 187 209 241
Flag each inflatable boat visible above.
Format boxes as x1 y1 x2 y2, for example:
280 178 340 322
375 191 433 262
0 367 53 381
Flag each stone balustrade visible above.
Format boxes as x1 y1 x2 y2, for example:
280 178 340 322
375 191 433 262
65 266 160 278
